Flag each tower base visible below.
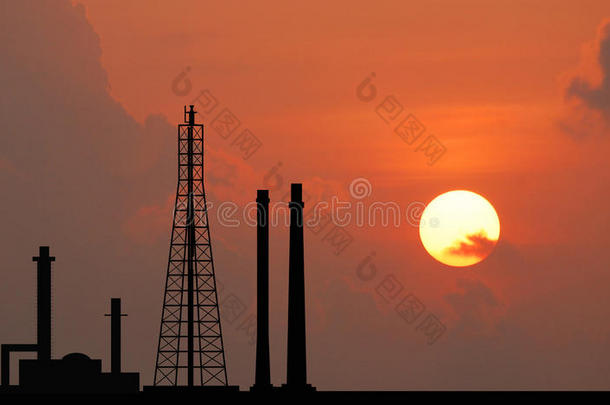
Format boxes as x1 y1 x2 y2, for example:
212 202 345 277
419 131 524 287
143 385 240 393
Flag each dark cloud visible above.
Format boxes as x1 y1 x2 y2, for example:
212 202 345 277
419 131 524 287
566 22 610 119
562 20 610 137
445 279 501 337
445 231 497 258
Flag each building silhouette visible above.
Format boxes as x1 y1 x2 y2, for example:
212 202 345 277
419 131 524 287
0 247 139 394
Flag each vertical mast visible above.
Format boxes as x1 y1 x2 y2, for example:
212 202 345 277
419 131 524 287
154 106 228 386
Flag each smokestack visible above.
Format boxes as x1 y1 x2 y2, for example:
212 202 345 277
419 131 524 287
285 184 313 390
105 298 127 374
253 190 271 390
33 246 54 362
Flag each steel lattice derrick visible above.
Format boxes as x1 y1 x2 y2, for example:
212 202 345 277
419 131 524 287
153 106 228 387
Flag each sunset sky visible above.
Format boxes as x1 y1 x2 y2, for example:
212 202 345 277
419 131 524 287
3 0 610 390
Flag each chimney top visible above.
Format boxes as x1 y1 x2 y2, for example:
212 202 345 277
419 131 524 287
257 189 270 203
290 183 302 202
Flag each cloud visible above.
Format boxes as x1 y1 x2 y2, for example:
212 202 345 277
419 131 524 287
445 279 502 337
562 20 610 137
566 21 610 117
122 195 175 246
444 231 497 258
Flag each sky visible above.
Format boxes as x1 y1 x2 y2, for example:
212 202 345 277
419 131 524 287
2 0 610 390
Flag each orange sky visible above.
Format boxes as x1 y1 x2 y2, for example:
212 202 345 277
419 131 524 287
3 0 610 390
77 0 610 246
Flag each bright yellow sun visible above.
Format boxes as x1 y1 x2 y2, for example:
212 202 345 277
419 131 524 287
419 190 500 267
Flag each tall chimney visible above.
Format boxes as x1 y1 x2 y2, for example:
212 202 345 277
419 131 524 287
105 298 127 374
33 246 54 361
253 190 271 390
285 183 312 390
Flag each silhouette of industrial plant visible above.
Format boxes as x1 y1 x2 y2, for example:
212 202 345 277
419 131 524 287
0 106 322 396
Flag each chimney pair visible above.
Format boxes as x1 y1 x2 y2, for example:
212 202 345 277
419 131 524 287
252 184 314 391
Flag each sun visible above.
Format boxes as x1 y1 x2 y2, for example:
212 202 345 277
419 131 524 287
419 190 500 267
